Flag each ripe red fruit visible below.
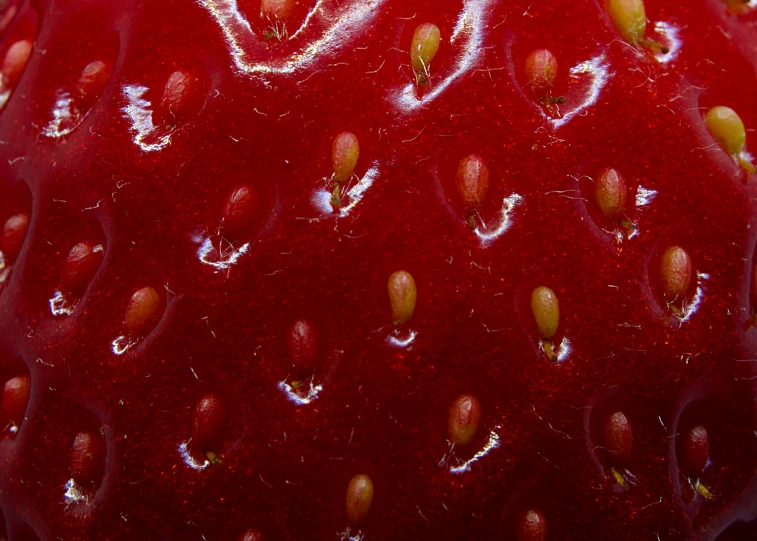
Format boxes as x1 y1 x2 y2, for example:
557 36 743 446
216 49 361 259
0 0 756 540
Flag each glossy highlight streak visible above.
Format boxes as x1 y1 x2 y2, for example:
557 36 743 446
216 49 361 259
677 273 708 324
122 85 171 152
653 22 681 64
550 56 610 130
42 92 76 139
278 380 324 405
195 0 387 77
474 193 523 245
313 163 380 216
449 427 501 474
178 441 210 470
194 234 252 271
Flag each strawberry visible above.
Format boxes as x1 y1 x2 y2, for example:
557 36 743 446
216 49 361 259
1 0 757 539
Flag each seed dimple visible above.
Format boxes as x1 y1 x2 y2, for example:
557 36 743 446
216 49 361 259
60 241 103 293
680 424 709 475
2 375 30 427
516 509 548 541
332 131 360 185
261 0 293 20
286 319 319 374
345 473 374 525
161 70 201 124
530 286 559 340
1 40 32 88
1 213 29 263
455 154 490 212
595 167 628 220
447 394 482 447
75 60 112 109
525 49 558 90
70 431 105 486
605 0 646 45
222 185 259 241
660 245 692 301
191 393 227 459
705 106 747 156
387 270 417 325
600 410 633 466
124 286 161 337
410 23 441 86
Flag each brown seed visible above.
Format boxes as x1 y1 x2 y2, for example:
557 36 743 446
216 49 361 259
124 286 161 337
76 60 112 108
332 131 360 184
524 49 558 90
600 410 633 466
660 245 692 301
1 213 29 263
345 473 374 525
595 167 628 220
516 509 548 541
455 154 490 208
530 286 559 340
447 394 482 447
70 431 105 485
2 375 30 426
680 424 709 475
60 241 103 293
1 40 32 87
410 23 441 84
388 270 417 324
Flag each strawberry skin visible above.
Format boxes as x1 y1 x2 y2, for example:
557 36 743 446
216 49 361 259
1 0 757 540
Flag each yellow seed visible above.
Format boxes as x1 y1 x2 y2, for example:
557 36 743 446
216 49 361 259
388 270 417 324
530 286 559 340
705 106 747 156
595 167 628 220
410 23 441 85
332 131 360 184
605 0 646 45
345 473 374 525
660 245 692 300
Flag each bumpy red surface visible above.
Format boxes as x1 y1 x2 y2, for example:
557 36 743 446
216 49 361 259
1 0 757 540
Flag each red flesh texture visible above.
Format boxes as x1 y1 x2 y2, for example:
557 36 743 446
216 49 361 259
0 0 756 540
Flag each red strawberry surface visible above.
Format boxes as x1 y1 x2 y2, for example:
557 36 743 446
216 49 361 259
1 0 757 539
